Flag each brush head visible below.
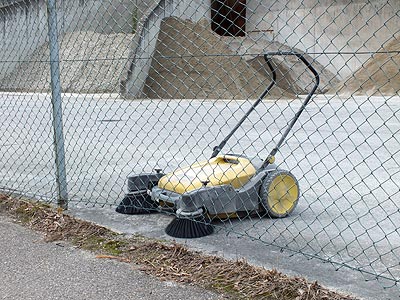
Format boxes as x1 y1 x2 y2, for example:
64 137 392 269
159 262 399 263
165 214 214 238
115 192 158 214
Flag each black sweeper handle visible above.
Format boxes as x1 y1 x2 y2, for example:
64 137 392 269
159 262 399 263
210 51 320 166
261 51 320 169
210 55 277 158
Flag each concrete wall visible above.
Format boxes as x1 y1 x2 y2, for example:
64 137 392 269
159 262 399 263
122 0 209 98
58 0 137 35
0 0 23 6
0 0 137 80
0 1 48 80
247 0 400 79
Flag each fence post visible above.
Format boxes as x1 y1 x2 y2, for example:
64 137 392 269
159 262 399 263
46 0 68 209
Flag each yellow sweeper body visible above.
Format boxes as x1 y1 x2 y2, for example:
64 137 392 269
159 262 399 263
158 155 256 194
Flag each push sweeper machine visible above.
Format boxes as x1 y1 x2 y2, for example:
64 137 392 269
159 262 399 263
116 51 320 238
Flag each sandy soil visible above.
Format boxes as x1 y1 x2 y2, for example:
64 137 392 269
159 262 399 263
143 17 292 99
224 37 339 95
0 31 134 93
334 37 400 96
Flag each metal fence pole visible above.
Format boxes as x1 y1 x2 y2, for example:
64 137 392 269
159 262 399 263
46 0 68 209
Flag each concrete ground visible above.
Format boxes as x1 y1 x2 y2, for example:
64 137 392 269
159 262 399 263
0 92 399 299
0 216 222 300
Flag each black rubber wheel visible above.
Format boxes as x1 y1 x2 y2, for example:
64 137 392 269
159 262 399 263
260 169 299 218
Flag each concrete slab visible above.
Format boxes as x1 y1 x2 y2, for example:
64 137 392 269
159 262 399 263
0 216 221 300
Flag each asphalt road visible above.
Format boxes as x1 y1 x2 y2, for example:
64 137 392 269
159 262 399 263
0 92 399 299
0 216 221 300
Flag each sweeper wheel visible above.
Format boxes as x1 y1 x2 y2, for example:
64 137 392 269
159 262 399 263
260 169 299 218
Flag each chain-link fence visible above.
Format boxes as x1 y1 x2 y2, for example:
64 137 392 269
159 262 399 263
1 0 399 297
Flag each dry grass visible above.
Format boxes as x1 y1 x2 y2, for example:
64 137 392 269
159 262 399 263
0 194 358 300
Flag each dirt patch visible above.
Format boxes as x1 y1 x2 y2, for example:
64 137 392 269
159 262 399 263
0 194 358 300
0 31 134 94
223 38 338 95
333 37 400 96
143 17 292 99
0 195 113 243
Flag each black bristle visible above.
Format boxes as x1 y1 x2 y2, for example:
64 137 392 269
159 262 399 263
115 192 157 215
165 215 214 238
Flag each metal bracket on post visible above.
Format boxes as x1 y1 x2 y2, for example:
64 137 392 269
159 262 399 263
47 0 68 209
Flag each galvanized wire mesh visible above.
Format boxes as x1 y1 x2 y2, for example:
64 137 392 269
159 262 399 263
1 0 399 297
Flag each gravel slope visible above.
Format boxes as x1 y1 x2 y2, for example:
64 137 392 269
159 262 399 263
0 31 134 94
334 36 400 96
143 17 292 99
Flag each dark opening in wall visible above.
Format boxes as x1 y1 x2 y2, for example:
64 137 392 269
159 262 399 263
211 0 246 37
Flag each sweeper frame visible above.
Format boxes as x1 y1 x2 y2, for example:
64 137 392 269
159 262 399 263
116 51 320 238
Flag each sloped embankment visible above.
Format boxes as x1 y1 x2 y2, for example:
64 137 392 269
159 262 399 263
143 17 292 99
334 37 400 96
0 31 134 93
224 38 338 95
144 17 338 99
